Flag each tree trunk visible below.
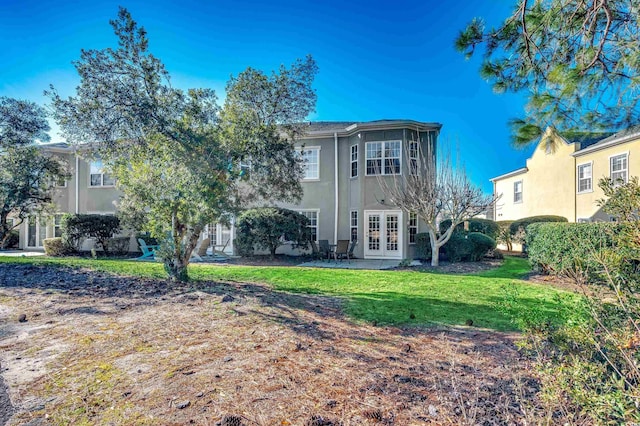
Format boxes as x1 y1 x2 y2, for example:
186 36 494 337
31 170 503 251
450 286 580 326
270 246 277 259
164 215 201 282
427 228 440 267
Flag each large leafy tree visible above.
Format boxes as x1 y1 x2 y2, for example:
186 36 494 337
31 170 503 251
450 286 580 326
456 0 640 145
49 8 317 281
0 97 68 248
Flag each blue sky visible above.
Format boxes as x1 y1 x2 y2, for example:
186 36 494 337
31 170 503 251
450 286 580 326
1 0 535 192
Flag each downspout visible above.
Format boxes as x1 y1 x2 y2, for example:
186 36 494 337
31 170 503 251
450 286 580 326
334 132 339 244
75 150 79 214
574 153 577 222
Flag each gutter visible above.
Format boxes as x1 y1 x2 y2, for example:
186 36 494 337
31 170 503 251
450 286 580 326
334 132 339 244
75 149 79 214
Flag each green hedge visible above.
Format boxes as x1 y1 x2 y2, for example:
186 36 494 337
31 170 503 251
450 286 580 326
62 214 121 254
444 232 496 262
526 222 619 278
439 218 499 240
509 215 567 244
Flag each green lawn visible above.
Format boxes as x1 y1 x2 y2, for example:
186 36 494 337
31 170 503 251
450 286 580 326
0 255 577 331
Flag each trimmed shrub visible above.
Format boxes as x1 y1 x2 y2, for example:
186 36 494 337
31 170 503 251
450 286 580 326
1 230 19 249
442 231 497 262
236 207 311 257
439 218 500 240
467 232 497 261
526 222 620 278
62 214 121 254
414 232 433 260
443 232 475 262
43 237 66 256
509 215 567 244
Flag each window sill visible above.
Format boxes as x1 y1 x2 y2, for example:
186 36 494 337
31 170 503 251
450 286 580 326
89 185 116 189
577 190 593 195
302 178 321 182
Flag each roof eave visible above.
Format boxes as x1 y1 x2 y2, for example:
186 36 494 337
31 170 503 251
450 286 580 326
572 130 640 157
490 167 528 182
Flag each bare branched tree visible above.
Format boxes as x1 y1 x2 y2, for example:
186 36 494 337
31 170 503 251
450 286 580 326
376 136 496 266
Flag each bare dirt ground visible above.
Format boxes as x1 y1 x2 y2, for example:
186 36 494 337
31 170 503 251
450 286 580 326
0 262 548 425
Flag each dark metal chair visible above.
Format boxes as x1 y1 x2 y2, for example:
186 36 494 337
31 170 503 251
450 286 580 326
319 239 331 260
310 240 324 261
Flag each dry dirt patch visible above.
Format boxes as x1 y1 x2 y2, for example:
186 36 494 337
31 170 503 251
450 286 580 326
0 264 541 425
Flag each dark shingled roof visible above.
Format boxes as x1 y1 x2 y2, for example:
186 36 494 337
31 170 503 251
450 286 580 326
575 125 640 152
562 132 615 150
307 121 357 132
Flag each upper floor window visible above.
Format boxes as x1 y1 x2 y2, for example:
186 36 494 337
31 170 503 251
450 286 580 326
90 160 115 187
350 144 358 178
366 141 401 175
514 180 523 203
577 162 592 193
610 153 628 184
409 141 419 175
300 147 320 180
408 212 418 244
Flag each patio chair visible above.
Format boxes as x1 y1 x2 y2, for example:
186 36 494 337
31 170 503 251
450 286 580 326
319 239 331 260
190 238 210 262
136 238 159 261
333 239 351 262
310 240 324 261
347 239 357 260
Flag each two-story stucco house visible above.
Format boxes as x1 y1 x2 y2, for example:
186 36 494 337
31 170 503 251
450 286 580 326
491 126 639 223
13 119 442 261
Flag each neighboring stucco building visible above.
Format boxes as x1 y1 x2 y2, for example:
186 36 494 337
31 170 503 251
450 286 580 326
13 119 442 260
491 126 639 223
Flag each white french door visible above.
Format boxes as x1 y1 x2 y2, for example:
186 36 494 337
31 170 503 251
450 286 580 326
206 222 234 254
364 210 403 259
27 216 47 248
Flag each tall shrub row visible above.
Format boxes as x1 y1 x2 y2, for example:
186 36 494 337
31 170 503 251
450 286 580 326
526 222 619 278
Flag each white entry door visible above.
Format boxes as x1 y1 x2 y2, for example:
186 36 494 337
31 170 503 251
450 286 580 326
364 210 403 259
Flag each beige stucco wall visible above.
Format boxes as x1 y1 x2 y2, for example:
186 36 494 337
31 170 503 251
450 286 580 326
575 136 640 220
493 132 577 222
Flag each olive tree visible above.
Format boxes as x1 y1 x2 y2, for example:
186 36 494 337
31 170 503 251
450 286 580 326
49 8 317 281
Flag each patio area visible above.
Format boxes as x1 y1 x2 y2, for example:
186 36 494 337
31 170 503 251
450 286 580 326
298 258 402 270
0 250 45 257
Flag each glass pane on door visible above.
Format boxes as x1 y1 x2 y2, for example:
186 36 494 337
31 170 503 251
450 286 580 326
368 214 380 250
386 214 399 251
39 217 47 247
28 217 37 247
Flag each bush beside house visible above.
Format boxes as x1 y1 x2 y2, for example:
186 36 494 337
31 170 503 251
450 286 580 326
415 220 497 263
61 214 122 254
526 222 619 278
235 208 312 257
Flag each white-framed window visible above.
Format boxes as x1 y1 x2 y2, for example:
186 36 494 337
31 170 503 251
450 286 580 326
54 214 63 238
350 210 358 241
350 144 358 178
610 153 628 184
577 162 592 193
365 140 401 175
408 212 418 244
297 210 318 241
89 160 115 187
300 147 320 180
409 141 419 175
514 180 523 203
